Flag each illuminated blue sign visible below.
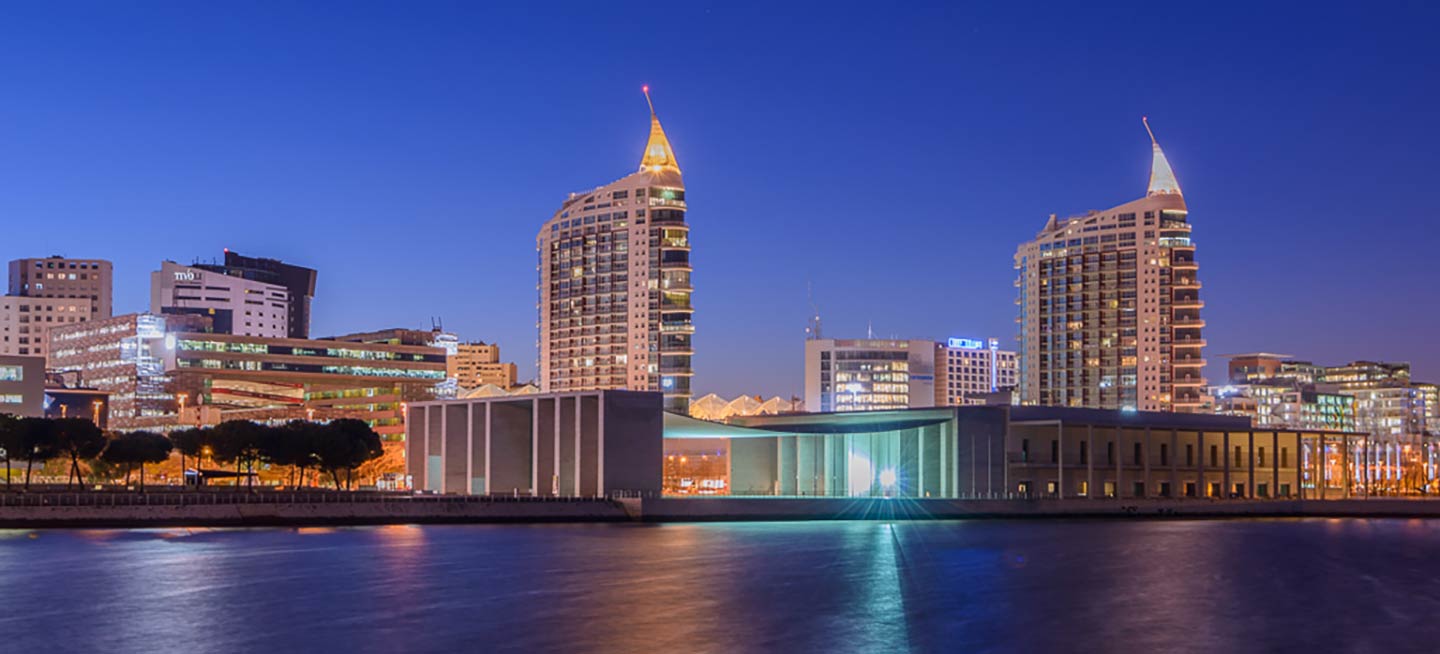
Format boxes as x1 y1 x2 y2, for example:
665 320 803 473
947 338 985 350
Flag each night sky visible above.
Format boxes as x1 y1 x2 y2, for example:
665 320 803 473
2 2 1437 397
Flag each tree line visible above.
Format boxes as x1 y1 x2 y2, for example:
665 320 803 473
0 416 384 491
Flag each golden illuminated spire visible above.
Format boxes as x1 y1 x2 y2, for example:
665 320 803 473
1144 117 1182 197
639 85 680 173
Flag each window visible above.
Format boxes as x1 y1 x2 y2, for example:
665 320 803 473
1210 445 1218 467
1021 439 1030 462
1160 443 1169 466
1133 443 1142 465
1107 441 1114 465
0 365 21 382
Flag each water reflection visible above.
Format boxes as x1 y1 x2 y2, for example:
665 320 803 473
2 519 1440 652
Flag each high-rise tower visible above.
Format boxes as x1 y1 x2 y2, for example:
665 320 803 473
537 88 694 412
1014 120 1205 412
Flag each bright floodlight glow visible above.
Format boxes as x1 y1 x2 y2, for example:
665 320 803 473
879 468 897 488
848 452 872 496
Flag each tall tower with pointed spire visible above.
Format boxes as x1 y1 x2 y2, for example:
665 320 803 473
1013 121 1205 412
537 88 694 412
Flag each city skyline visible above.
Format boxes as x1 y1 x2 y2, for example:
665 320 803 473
2 3 1438 399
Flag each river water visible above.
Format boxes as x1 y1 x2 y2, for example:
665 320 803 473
1 518 1436 653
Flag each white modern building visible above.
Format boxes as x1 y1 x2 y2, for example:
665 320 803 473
804 339 937 413
937 337 1019 406
150 261 290 338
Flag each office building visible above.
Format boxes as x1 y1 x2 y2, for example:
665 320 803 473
936 337 1019 406
194 251 318 339
150 260 290 338
1015 120 1205 412
537 88 693 413
47 313 446 437
804 339 937 413
8 256 113 318
0 296 93 360
0 355 45 417
450 342 517 390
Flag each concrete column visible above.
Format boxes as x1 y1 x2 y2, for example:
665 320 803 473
1170 428 1178 498
1340 435 1349 499
574 396 582 498
1142 427 1150 497
466 403 474 495
1317 434 1325 500
530 397 539 495
440 404 448 494
597 392 606 496
1086 425 1094 500
1248 431 1255 499
1223 431 1231 498
1114 426 1122 498
483 401 492 495
917 427 925 498
1056 421 1063 500
1198 431 1205 497
1272 431 1280 498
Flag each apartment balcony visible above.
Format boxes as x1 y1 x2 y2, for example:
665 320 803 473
1172 376 1206 387
1172 336 1206 348
1173 355 1207 367
1171 317 1206 328
1171 259 1198 270
1173 298 1205 310
660 322 695 334
1172 278 1202 289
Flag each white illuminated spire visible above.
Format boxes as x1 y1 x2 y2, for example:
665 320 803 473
1144 117 1182 197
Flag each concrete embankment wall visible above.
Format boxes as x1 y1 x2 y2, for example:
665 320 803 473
637 497 1440 522
8 496 1440 528
0 499 631 528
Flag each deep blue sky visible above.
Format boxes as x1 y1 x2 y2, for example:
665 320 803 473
3 2 1438 397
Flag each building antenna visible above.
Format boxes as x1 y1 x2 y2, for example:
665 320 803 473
642 85 655 116
1142 116 1158 145
867 320 874 339
805 281 822 340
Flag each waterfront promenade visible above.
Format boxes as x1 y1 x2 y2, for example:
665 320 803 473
9 490 1440 527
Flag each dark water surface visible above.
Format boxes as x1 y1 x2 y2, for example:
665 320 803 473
2 518 1437 653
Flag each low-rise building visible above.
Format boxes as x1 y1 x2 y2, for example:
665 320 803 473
0 355 45 417
0 296 93 360
450 342 517 390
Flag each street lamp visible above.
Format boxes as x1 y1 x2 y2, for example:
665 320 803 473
91 400 103 426
306 407 315 422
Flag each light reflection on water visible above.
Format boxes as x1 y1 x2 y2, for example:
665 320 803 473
1 519 1438 653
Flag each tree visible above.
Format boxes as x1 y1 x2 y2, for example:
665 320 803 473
52 418 106 490
171 427 210 481
103 431 174 491
100 433 137 484
315 419 384 490
273 420 322 488
211 420 266 488
0 414 19 488
15 418 60 489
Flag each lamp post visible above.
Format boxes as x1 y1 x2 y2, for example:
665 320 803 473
91 400 103 426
